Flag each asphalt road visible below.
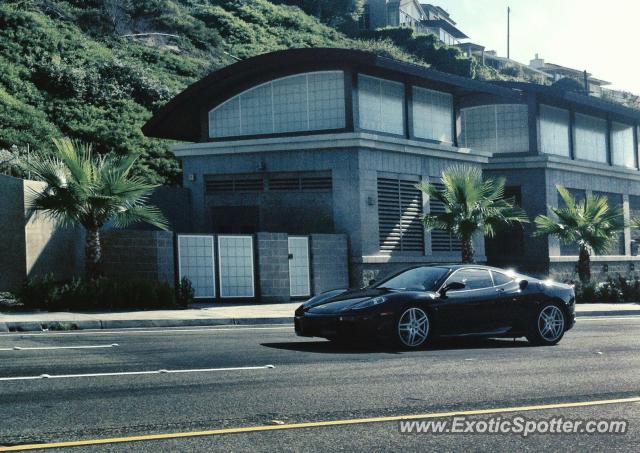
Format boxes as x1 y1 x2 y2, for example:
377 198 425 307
0 316 639 452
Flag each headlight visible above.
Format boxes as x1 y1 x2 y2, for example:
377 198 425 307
351 296 386 310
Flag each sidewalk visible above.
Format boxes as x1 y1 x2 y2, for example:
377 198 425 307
1 302 639 332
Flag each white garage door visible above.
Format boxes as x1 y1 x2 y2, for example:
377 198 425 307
288 236 311 297
177 235 216 299
218 235 255 298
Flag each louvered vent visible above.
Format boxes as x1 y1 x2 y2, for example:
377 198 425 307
206 177 263 193
429 182 462 253
301 176 332 191
269 178 300 191
377 177 424 253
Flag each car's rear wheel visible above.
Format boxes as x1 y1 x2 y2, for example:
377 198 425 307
396 306 431 349
527 302 566 346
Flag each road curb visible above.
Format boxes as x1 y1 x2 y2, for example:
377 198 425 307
2 311 638 332
2 317 294 332
576 310 640 317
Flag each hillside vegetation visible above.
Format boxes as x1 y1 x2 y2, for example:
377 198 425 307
0 0 525 184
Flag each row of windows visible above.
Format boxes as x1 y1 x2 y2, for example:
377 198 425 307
357 74 454 143
539 105 638 169
207 73 639 167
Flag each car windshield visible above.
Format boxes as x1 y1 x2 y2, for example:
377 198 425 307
374 267 449 291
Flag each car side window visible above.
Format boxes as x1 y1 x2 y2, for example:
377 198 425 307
491 271 514 286
447 269 493 291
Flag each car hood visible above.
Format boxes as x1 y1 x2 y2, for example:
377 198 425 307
303 287 395 314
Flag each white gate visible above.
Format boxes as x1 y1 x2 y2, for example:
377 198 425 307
177 235 216 299
218 235 255 298
288 236 311 297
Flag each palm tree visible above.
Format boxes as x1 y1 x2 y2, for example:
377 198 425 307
24 138 169 277
417 166 528 263
535 186 624 283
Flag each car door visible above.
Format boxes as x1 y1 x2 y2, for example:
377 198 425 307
436 268 498 335
490 270 521 330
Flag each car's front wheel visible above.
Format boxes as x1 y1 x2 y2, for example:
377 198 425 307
396 306 431 349
527 302 566 346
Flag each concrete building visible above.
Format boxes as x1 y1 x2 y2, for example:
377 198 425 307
143 48 640 287
361 1 467 45
529 54 611 97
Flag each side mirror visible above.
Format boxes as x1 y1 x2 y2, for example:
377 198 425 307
519 280 529 291
368 279 376 286
440 281 465 297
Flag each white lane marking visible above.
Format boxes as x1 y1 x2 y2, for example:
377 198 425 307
0 344 119 352
0 364 275 382
0 326 293 337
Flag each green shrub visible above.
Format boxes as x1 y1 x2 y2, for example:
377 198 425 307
574 274 640 303
17 276 179 311
575 281 597 303
176 277 195 307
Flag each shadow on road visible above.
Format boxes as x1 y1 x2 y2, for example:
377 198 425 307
261 337 531 354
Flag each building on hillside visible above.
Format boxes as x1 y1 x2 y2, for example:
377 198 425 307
419 3 468 45
143 47 640 295
361 1 467 45
529 54 611 97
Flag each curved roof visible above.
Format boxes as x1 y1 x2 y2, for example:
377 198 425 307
142 47 521 142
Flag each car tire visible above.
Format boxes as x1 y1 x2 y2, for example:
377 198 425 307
527 302 566 346
395 305 431 350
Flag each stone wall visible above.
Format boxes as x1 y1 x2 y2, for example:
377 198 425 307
101 230 175 285
256 232 290 303
311 234 349 293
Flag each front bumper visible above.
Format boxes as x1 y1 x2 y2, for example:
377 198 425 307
294 312 391 339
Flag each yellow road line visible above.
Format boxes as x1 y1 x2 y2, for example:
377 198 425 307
2 395 639 451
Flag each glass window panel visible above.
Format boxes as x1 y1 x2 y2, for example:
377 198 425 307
308 71 345 131
273 74 308 133
574 113 607 163
412 86 453 142
178 235 215 298
358 74 404 135
460 104 528 153
209 71 345 138
611 121 636 169
446 268 493 290
539 104 570 157
218 236 255 298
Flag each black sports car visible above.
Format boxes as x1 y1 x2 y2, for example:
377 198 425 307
295 265 575 349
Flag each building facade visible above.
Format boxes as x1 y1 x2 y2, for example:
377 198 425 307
361 1 467 45
143 48 640 288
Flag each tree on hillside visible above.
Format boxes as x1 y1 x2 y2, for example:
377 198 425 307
535 186 625 283
274 0 364 28
24 138 168 277
418 166 528 263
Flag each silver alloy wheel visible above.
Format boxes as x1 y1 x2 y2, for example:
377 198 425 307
398 307 429 347
537 305 565 342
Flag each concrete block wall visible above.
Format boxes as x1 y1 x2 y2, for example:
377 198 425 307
256 232 290 303
0 175 84 291
548 260 640 283
102 230 175 285
311 234 349 294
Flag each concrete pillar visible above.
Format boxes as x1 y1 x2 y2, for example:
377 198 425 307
256 232 290 303
310 234 349 294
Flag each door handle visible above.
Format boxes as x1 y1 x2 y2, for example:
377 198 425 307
496 288 505 293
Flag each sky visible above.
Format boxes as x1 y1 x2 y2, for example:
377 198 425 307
435 0 640 94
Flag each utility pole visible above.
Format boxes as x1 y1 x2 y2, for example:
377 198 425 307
507 6 511 59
